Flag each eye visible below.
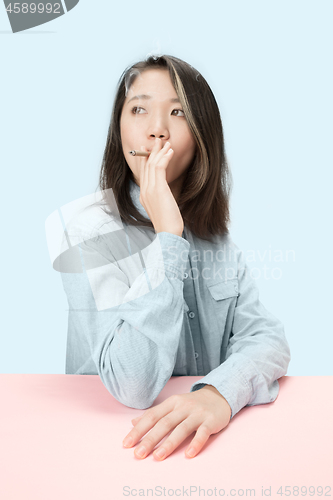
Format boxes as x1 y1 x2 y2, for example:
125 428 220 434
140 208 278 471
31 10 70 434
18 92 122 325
172 109 185 117
131 106 185 117
131 106 146 115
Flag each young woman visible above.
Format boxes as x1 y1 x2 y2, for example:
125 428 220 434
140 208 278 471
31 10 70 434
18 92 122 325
59 54 291 461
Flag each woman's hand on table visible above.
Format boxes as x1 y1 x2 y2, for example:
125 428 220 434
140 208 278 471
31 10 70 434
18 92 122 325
122 385 232 461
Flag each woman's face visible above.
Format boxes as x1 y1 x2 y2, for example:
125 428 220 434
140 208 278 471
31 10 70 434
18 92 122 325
120 69 197 197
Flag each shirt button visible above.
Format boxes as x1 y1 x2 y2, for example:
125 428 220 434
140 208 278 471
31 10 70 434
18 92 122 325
194 352 199 359
189 312 195 318
183 272 188 279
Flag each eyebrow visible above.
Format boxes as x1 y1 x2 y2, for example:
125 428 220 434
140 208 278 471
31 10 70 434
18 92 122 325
127 94 180 104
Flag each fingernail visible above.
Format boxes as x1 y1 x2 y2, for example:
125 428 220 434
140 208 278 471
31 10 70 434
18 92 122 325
154 447 166 459
135 445 147 458
123 436 133 447
186 447 196 457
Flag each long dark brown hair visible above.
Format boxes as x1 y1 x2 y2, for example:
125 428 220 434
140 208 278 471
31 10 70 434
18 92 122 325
99 54 233 243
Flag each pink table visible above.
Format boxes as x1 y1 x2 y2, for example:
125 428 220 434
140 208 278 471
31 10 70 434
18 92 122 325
0 375 332 500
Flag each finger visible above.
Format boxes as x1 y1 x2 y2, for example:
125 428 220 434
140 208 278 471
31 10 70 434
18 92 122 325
151 141 171 167
123 397 176 449
156 146 173 166
154 149 174 185
134 408 190 460
139 146 148 193
153 415 200 461
139 149 145 189
148 137 162 162
184 423 212 459
131 415 142 425
147 138 171 169
148 143 173 188
145 138 163 188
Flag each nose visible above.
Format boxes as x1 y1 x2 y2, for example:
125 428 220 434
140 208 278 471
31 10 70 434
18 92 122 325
149 130 170 149
148 113 170 142
150 133 166 139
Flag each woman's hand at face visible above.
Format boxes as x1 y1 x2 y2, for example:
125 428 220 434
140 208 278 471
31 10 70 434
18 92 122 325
122 386 232 461
139 137 184 237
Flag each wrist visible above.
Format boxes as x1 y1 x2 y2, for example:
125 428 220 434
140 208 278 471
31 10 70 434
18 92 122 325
202 385 232 419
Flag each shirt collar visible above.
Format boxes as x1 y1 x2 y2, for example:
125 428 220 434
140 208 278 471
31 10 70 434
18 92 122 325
129 178 150 219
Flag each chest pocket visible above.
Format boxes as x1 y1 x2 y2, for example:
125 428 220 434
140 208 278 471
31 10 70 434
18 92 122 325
207 279 239 301
207 278 239 317
207 278 239 361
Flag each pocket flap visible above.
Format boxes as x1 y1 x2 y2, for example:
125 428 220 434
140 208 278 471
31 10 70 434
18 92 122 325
207 279 239 301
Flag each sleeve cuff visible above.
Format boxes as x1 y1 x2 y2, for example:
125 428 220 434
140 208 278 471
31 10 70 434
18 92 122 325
144 231 190 281
190 353 259 419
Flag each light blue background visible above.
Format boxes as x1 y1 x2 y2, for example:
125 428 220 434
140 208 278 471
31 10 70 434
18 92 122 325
1 1 332 375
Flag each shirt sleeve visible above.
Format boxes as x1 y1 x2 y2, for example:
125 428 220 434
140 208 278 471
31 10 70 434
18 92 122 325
60 230 190 410
189 251 291 419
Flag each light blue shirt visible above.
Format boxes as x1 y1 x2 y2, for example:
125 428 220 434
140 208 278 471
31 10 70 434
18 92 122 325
59 179 291 419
